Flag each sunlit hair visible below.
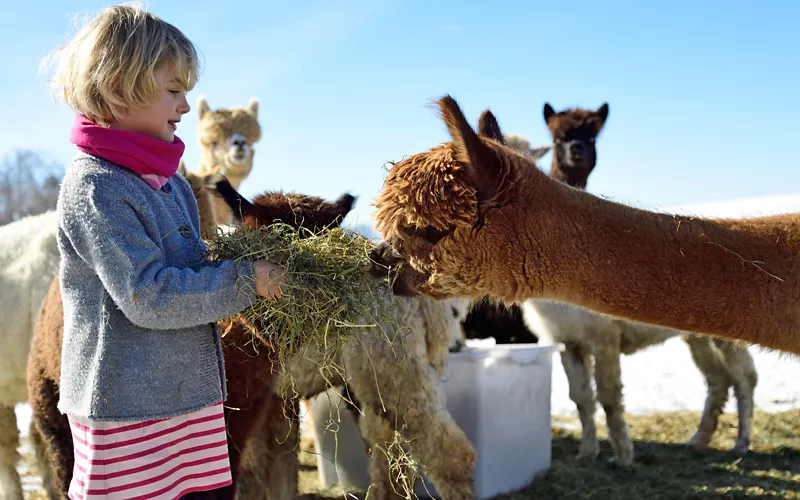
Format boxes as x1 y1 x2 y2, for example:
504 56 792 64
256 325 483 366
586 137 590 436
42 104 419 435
41 2 200 126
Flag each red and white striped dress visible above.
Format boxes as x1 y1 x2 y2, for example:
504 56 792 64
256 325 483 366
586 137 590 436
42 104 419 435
67 402 231 500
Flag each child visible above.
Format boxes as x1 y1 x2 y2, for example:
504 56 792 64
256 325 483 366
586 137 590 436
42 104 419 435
42 4 281 499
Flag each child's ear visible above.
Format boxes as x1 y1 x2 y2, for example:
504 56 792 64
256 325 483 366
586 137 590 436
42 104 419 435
196 97 210 119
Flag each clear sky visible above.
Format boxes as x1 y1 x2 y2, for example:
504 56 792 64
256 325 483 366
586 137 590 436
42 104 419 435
2 0 798 229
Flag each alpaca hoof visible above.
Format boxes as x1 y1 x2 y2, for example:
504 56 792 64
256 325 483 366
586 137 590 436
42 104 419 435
576 443 600 461
685 433 710 451
732 441 750 456
610 447 635 467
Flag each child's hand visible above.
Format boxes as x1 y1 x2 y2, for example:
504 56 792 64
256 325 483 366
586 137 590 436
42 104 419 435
253 260 284 300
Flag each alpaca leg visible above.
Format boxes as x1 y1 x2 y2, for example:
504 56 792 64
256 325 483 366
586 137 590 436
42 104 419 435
28 372 72 499
0 404 23 500
683 335 731 451
592 336 634 466
717 339 757 455
560 344 599 460
236 394 299 500
397 407 475 500
359 408 408 499
29 420 60 500
354 384 475 499
220 402 268 500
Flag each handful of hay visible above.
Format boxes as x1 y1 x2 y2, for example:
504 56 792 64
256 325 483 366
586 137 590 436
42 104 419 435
208 222 390 362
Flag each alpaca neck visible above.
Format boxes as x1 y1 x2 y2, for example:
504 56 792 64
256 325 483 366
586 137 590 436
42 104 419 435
509 177 800 353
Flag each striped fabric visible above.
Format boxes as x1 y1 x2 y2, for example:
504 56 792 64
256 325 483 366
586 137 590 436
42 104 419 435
67 402 231 500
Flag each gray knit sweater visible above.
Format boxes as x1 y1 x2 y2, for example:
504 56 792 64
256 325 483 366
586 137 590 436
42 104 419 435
57 152 255 421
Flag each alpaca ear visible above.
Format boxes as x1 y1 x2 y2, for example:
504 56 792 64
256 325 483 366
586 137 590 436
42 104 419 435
597 103 609 124
248 99 259 118
438 95 502 202
543 103 556 123
335 193 357 215
477 110 505 144
197 97 210 119
208 175 253 221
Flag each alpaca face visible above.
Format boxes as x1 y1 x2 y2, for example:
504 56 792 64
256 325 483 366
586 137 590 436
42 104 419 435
544 103 609 189
374 97 537 300
196 98 261 179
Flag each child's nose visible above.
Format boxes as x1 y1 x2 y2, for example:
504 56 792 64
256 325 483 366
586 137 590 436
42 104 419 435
178 95 191 114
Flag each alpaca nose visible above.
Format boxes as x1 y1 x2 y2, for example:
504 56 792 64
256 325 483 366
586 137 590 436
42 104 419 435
569 142 584 159
233 139 246 148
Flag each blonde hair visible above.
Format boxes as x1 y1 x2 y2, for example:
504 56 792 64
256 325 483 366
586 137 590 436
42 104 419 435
41 3 200 126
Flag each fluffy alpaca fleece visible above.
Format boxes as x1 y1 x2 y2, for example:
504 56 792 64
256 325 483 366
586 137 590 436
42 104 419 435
480 109 757 463
195 97 262 226
372 95 800 356
0 210 59 500
235 294 474 500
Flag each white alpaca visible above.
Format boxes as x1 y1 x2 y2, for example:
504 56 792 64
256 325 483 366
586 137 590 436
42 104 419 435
0 211 60 500
521 299 757 465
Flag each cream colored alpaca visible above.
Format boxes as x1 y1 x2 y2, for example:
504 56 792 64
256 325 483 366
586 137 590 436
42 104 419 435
235 295 475 500
195 97 262 225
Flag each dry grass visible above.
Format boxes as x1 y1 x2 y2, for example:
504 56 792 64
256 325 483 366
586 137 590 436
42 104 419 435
209 223 389 368
292 410 800 500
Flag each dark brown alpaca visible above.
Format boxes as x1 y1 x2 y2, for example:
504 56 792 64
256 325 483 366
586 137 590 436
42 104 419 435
462 104 609 345
26 179 355 500
373 95 800 355
545 102 609 189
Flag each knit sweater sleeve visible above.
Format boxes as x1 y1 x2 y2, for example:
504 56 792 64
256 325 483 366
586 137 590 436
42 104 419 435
61 171 257 330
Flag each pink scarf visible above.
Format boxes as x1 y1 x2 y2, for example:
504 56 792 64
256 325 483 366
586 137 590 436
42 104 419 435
69 115 185 189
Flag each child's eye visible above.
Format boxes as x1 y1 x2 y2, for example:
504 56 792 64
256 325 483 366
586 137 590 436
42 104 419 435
169 90 181 95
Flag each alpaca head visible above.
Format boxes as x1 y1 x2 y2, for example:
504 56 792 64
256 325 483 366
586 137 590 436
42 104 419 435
373 96 544 300
196 98 262 182
210 177 356 233
543 102 609 189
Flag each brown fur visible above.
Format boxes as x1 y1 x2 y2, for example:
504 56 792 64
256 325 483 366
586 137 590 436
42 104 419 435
178 160 218 239
373 95 800 355
543 103 609 189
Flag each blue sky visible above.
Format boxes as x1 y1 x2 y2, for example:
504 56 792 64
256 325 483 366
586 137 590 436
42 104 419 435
2 1 799 229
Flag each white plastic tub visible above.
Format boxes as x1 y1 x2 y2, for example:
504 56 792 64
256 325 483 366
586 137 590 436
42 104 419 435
309 342 563 499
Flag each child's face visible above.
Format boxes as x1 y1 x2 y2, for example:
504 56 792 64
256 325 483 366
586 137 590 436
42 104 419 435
112 65 191 142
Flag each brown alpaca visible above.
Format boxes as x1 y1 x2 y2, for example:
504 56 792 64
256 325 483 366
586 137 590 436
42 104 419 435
372 95 800 355
544 102 609 189
178 160 218 239
26 180 355 500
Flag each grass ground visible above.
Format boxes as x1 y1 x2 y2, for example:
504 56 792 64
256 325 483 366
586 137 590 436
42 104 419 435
20 410 800 499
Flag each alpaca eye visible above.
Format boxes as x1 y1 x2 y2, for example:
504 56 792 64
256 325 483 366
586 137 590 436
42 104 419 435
417 225 448 245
